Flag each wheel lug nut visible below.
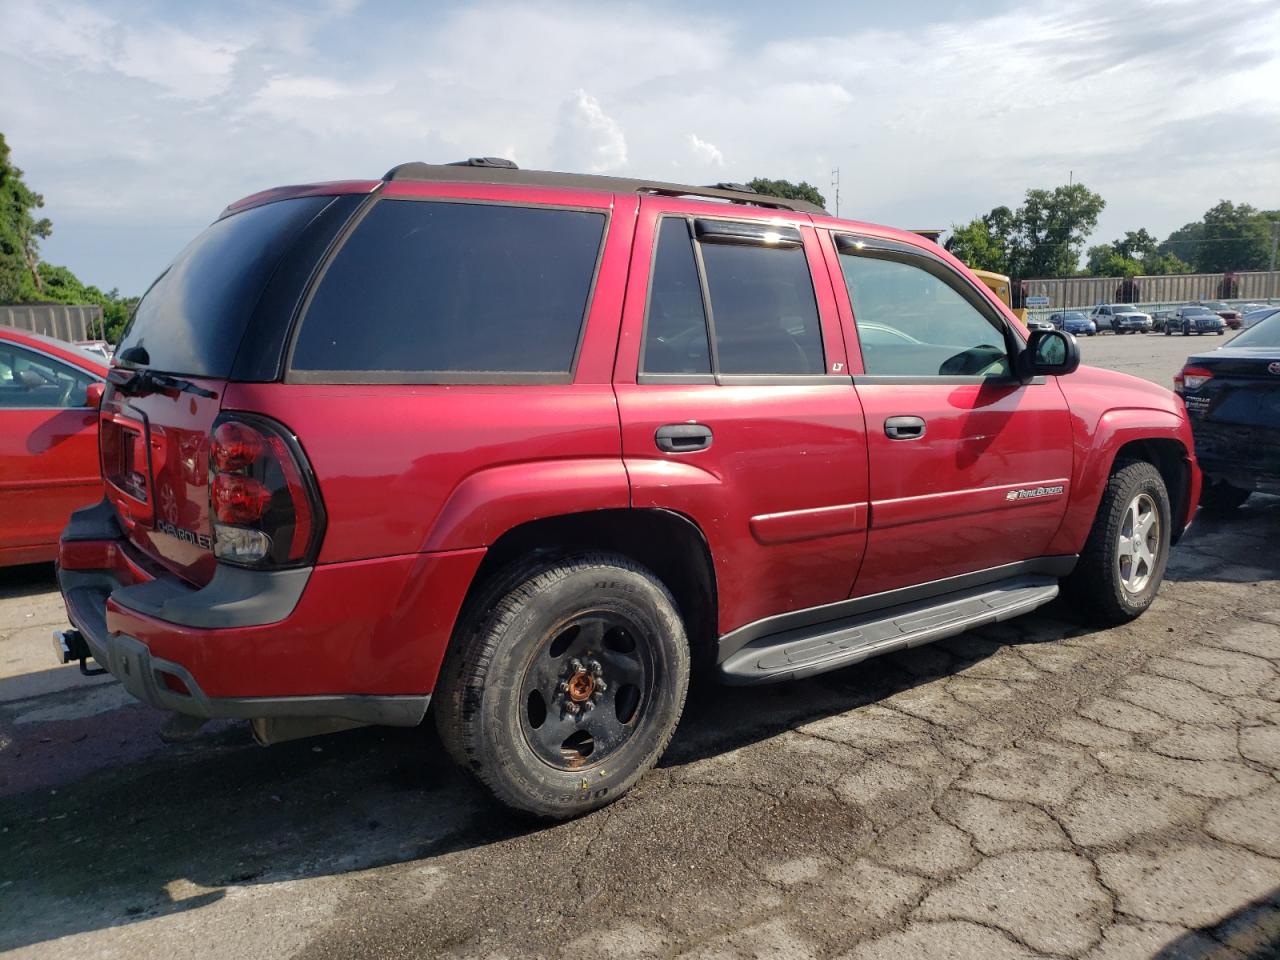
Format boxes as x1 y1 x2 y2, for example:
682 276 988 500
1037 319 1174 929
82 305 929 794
556 681 568 694
595 680 608 693
581 701 594 712
588 660 602 675
568 658 583 672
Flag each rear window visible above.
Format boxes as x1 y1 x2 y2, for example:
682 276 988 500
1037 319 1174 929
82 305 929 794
116 197 331 377
290 199 607 382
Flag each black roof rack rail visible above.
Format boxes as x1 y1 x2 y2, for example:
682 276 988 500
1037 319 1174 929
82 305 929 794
380 161 827 215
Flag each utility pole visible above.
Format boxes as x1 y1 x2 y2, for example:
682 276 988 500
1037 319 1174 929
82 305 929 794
830 168 840 218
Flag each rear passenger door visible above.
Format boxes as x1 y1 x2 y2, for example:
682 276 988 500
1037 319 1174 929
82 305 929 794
613 197 870 636
827 232 1073 597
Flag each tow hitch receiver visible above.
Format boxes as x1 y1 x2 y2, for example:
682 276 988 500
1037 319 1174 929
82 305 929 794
52 628 107 676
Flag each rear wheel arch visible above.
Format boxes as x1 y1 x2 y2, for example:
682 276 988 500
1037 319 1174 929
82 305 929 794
453 508 719 671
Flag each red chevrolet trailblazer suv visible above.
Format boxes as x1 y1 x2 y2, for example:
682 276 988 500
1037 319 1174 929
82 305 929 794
54 158 1200 817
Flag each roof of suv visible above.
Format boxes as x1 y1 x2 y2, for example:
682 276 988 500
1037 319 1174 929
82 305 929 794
382 158 829 215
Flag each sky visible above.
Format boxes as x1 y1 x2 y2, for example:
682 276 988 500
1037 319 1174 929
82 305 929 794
1 0 1278 294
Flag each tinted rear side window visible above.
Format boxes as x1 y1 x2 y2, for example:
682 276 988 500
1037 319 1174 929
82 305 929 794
642 218 711 375
701 241 823 375
291 199 606 382
116 196 331 377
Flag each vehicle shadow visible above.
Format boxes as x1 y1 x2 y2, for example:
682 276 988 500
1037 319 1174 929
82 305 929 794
1155 888 1280 959
1163 493 1280 585
0 561 58 601
0 605 1084 952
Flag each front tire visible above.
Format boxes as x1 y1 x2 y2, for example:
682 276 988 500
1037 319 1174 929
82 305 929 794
1062 460 1171 626
435 554 690 819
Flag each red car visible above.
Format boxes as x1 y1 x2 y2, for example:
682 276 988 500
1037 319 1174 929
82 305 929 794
1198 301 1243 330
53 160 1200 817
0 327 107 566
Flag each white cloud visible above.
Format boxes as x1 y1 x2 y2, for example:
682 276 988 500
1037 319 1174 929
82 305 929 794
1 0 1278 292
551 90 627 173
686 134 724 167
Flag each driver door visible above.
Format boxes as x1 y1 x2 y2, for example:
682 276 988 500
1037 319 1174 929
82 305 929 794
827 232 1074 597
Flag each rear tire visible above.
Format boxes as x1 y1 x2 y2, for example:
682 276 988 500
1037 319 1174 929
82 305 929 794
1199 479 1251 512
1062 460 1171 627
435 553 690 819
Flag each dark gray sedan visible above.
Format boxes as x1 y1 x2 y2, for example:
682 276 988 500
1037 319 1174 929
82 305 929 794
1164 305 1226 337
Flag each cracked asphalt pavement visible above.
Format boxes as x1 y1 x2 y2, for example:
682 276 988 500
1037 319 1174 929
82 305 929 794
2 336 1278 959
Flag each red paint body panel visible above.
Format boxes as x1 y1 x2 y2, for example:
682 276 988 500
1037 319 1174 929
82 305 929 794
1047 365 1200 554
72 532 484 697
222 383 627 561
0 328 107 566
852 380 1074 595
613 196 868 634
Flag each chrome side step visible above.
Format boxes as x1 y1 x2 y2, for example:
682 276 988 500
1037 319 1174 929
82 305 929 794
718 575 1059 685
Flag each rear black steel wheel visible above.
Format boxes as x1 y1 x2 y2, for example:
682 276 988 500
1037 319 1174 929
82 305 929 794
435 553 689 819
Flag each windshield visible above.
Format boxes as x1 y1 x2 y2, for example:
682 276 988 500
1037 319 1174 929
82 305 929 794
1231 311 1280 347
1201 302 1228 310
1185 307 1214 316
115 196 330 377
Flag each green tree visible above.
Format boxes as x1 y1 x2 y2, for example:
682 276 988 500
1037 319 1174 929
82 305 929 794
949 183 1104 279
1143 251 1193 276
1083 228 1191 277
747 177 826 209
1193 201 1273 273
946 206 1015 274
1085 245 1143 278
0 132 52 300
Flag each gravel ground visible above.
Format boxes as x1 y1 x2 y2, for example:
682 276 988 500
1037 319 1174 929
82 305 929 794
1 338 1276 960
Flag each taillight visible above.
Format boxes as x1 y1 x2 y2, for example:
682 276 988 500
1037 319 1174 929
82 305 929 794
208 414 325 567
1174 365 1213 393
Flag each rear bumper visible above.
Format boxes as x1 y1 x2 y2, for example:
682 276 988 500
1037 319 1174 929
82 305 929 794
56 500 484 725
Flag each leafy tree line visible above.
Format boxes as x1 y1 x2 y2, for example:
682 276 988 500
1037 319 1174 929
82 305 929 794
948 181 1279 281
1 133 137 342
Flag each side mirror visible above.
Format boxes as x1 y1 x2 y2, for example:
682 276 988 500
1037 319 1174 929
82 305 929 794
85 382 106 408
1016 329 1080 382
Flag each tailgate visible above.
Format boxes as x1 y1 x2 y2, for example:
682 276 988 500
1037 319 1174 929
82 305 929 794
100 381 225 586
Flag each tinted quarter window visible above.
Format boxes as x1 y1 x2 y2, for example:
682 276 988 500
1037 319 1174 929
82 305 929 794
292 199 606 380
642 218 711 375
701 238 823 375
117 196 331 378
839 252 1010 378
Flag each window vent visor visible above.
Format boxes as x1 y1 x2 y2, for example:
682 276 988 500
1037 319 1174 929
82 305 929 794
694 219 802 248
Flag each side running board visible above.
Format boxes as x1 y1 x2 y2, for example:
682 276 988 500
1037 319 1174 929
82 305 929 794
718 575 1059 685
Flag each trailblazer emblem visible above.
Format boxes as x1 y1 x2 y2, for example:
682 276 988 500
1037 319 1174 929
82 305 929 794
1006 485 1065 502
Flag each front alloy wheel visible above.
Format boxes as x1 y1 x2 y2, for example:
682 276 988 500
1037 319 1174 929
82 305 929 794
1062 460 1172 625
1117 493 1160 595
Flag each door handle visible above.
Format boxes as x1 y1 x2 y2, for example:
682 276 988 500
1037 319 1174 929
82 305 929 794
655 423 713 453
884 416 926 440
